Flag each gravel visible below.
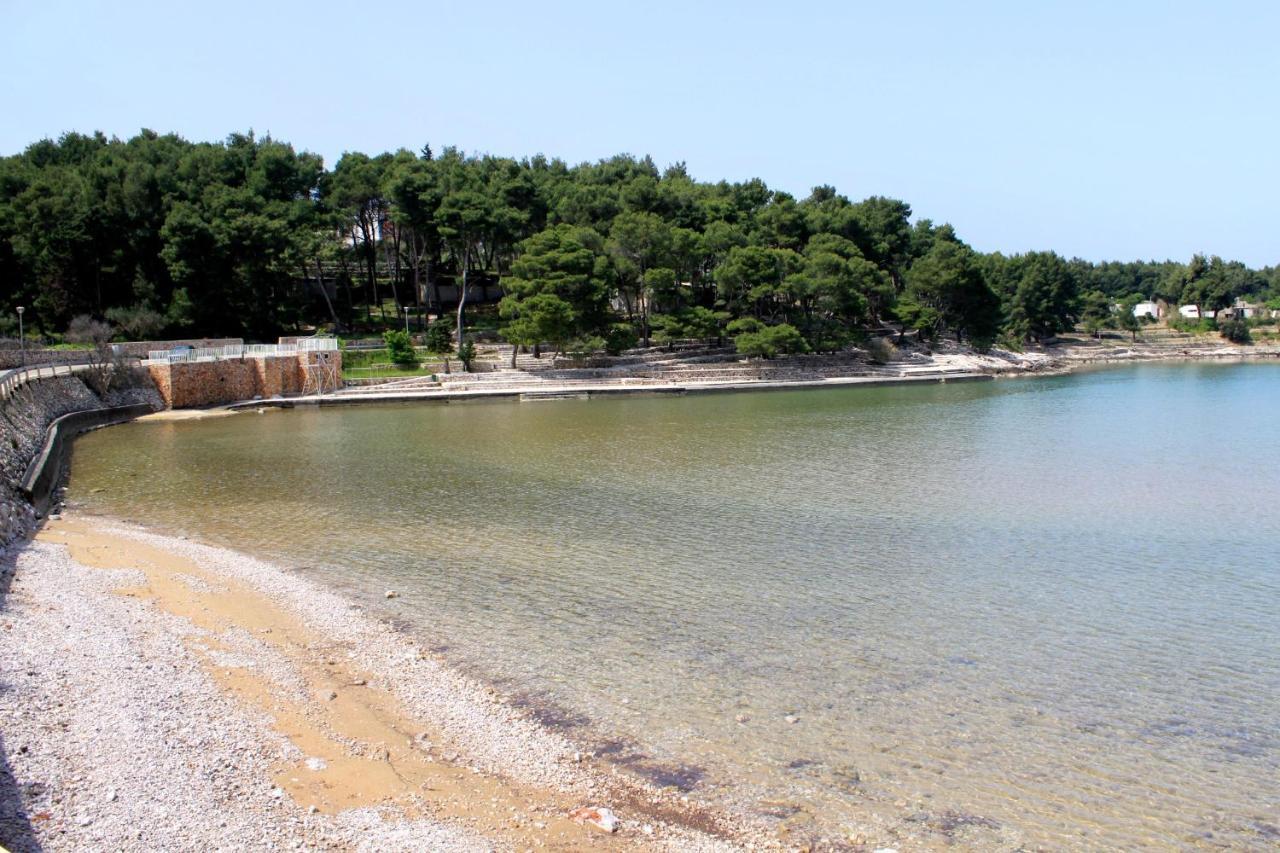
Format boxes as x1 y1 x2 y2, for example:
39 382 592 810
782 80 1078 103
0 520 755 851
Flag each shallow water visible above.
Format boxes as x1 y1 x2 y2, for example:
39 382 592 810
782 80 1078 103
68 363 1280 848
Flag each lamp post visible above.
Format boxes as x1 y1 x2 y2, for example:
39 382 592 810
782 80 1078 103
404 306 411 336
15 306 24 367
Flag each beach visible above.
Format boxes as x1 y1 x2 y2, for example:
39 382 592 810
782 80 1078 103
0 515 749 851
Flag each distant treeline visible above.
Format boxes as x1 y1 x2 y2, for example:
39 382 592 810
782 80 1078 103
2 130 1277 352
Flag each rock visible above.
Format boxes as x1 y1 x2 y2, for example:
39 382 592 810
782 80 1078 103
735 713 750 724
385 590 399 599
569 806 619 833
641 823 654 836
784 714 799 724
305 757 327 771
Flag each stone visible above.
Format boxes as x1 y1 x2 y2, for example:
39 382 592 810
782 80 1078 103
385 591 399 599
784 714 799 724
305 757 327 771
735 713 750 724
569 806 619 833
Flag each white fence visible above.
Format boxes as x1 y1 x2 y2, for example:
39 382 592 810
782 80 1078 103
145 338 338 365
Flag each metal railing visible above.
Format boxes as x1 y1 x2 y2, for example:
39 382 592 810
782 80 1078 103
145 338 338 365
0 362 93 401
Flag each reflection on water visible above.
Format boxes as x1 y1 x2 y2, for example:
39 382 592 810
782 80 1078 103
68 363 1280 848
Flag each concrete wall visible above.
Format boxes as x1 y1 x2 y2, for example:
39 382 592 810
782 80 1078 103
20 405 155 516
148 351 341 409
0 373 160 547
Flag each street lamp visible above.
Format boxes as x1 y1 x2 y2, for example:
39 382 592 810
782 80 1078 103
403 306 411 336
15 306 24 367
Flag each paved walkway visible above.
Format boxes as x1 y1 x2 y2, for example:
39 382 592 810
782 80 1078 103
231 369 996 409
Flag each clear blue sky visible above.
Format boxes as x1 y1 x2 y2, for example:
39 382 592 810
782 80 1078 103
3 1 1277 266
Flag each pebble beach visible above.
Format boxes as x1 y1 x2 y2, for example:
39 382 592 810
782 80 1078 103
0 514 751 851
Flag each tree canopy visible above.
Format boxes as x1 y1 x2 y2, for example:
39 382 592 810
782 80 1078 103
3 129 1277 352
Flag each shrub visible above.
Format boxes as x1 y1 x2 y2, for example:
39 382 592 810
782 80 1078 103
865 336 897 364
457 339 477 371
382 329 419 366
1219 318 1252 344
603 323 638 356
67 315 123 394
734 322 810 359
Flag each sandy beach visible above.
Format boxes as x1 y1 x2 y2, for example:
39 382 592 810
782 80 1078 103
0 514 752 851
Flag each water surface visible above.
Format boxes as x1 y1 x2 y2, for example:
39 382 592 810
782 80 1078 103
68 364 1280 848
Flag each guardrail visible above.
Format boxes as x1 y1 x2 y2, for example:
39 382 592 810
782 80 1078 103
0 363 93 402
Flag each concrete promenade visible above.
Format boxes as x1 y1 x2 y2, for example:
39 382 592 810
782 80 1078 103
231 369 998 409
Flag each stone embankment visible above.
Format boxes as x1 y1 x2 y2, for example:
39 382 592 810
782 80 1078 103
0 371 159 546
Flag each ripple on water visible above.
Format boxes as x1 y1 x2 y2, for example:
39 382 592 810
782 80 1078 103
66 363 1280 848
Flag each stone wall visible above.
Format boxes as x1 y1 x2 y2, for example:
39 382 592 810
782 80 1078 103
148 351 341 409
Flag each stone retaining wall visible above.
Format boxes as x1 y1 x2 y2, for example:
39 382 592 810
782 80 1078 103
148 350 341 408
0 374 161 547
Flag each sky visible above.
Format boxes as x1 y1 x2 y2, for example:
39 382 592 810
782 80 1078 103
3 0 1277 266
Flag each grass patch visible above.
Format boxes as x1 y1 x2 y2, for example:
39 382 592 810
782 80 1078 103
343 364 438 380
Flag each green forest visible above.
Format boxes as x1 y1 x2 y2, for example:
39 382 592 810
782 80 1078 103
2 130 1278 354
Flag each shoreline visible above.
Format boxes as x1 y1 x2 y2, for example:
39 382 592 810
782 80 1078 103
4 352 1278 850
0 513 756 851
234 341 1280 411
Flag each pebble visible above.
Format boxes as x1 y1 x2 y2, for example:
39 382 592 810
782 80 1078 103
784 714 799 724
385 591 399 599
2 514 742 852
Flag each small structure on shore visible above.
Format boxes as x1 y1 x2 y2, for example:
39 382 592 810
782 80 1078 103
1133 301 1162 320
144 338 341 408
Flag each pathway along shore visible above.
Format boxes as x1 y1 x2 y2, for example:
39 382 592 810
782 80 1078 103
0 516 753 851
